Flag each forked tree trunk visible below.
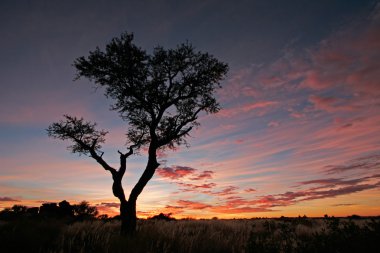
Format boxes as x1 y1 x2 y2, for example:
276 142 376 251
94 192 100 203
119 152 159 234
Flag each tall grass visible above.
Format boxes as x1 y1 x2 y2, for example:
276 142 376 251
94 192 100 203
1 217 379 253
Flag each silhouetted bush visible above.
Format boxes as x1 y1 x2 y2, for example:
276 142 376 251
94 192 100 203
40 203 60 217
149 213 176 221
73 201 98 220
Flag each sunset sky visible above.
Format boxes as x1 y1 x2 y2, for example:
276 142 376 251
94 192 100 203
1 0 379 219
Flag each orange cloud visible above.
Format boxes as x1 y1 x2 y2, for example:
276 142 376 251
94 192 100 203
176 200 211 209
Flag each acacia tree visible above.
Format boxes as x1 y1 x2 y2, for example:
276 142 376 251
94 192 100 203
47 32 228 234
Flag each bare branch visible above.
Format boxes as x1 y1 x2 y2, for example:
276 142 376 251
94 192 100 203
47 115 116 175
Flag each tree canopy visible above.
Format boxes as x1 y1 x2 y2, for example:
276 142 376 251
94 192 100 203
73 32 228 150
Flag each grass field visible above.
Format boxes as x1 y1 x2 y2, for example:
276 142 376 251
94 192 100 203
0 217 379 253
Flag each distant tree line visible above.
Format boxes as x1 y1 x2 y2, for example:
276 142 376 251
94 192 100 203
0 200 98 221
0 201 180 222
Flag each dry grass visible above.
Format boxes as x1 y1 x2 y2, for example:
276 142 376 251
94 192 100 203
1 217 379 253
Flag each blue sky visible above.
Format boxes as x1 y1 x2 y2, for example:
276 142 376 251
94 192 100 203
1 0 379 218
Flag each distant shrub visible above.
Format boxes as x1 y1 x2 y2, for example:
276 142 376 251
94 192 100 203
149 213 176 221
72 201 98 220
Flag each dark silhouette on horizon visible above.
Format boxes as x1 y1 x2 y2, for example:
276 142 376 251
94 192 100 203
46 32 228 234
0 200 98 221
1 205 379 253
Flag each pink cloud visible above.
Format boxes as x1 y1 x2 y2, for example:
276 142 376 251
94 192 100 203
156 166 196 179
156 165 216 183
300 11 380 104
301 183 380 201
308 95 355 112
211 186 239 196
218 101 278 117
289 112 304 119
267 121 280 128
190 170 214 180
156 9 380 217
178 182 217 191
301 69 343 90
157 173 379 216
169 199 273 214
244 188 256 193
239 7 380 121
218 67 260 102
241 101 278 111
258 174 380 206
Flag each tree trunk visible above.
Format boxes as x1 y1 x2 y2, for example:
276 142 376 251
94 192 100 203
120 200 136 235
121 154 159 234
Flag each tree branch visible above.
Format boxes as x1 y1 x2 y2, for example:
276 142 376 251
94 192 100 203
75 138 117 176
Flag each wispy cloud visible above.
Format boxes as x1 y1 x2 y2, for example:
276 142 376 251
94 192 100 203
209 186 239 196
0 197 20 202
244 188 256 193
190 170 214 180
309 95 355 113
178 182 217 191
324 154 380 174
98 202 120 208
165 199 273 214
257 174 380 206
218 101 278 118
156 166 196 179
156 165 216 182
176 200 211 210
157 171 380 216
331 203 356 207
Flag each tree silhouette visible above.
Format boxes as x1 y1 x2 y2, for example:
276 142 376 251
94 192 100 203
47 32 228 234
73 201 98 220
58 200 74 217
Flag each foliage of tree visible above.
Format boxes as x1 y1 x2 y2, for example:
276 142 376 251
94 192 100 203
73 201 98 219
11 205 27 214
47 32 228 234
